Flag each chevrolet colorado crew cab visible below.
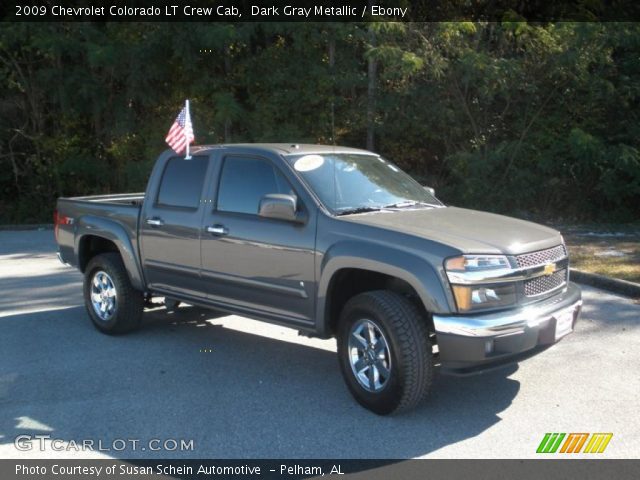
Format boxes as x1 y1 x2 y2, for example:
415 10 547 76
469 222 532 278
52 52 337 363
55 144 582 414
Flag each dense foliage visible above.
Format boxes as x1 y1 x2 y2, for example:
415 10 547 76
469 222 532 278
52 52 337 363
1 22 639 223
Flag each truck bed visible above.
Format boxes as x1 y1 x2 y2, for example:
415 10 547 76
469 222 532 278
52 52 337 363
55 193 145 268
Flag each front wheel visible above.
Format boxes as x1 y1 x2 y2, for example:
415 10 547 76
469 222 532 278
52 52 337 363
83 253 143 334
337 290 433 415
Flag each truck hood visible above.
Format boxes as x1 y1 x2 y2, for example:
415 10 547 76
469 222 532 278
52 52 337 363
339 206 563 255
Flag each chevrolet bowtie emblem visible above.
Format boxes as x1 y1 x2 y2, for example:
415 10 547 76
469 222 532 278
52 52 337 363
543 263 557 276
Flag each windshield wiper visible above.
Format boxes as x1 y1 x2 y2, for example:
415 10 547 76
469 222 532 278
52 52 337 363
336 206 383 216
337 201 441 216
382 201 441 209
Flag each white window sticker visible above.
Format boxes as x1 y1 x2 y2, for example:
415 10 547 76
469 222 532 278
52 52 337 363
294 155 324 172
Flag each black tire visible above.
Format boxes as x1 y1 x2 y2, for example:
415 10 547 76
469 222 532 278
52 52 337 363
337 290 433 415
83 252 144 334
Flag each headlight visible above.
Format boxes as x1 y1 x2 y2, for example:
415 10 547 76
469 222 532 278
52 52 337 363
445 255 517 312
445 254 510 272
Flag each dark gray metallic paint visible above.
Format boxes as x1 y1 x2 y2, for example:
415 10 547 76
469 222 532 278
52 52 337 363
57 199 146 290
56 144 581 369
339 206 563 255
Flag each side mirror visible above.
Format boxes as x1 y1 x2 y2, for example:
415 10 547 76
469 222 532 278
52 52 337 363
423 186 436 197
259 194 300 222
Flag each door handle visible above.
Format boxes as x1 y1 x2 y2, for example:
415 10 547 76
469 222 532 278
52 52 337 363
146 217 164 226
206 225 228 236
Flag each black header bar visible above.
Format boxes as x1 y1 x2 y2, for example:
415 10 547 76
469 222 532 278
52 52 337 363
1 0 640 22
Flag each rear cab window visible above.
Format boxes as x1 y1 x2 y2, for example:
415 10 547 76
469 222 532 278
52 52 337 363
156 156 209 209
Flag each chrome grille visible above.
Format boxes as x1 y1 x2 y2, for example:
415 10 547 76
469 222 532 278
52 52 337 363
524 269 567 297
516 245 567 268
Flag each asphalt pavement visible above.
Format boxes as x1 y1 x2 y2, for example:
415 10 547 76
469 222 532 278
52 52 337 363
0 230 638 459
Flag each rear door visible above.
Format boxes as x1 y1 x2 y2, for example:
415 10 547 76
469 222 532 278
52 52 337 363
139 154 211 299
200 151 317 327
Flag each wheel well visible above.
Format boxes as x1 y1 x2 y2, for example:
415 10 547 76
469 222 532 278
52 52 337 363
325 268 435 337
78 235 120 272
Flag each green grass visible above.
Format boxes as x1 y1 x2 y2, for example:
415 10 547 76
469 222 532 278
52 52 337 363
562 225 640 284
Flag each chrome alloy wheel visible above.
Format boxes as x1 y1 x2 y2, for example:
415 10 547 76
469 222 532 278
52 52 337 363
348 319 392 392
90 271 117 321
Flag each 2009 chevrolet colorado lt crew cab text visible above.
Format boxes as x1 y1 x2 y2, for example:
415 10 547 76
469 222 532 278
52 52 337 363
55 144 582 414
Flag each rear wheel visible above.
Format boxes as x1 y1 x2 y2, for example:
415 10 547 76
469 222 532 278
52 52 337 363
337 290 433 415
83 253 143 334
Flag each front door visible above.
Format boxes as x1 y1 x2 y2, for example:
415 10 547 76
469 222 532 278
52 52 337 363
200 154 316 326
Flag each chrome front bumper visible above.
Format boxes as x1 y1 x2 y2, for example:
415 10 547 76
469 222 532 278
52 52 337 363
433 282 582 374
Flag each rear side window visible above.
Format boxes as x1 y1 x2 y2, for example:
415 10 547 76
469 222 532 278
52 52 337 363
217 156 294 215
156 156 208 208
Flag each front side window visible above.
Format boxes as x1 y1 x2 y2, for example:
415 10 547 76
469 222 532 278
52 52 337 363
217 156 294 215
156 156 208 209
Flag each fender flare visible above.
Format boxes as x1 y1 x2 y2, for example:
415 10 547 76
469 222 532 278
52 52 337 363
315 241 452 336
74 215 145 291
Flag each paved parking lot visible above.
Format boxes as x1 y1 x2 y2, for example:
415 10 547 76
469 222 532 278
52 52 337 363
0 230 638 459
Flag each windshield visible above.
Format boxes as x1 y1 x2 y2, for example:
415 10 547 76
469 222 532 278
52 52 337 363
285 153 442 214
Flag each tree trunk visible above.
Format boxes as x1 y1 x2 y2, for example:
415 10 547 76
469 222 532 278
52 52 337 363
224 43 232 142
224 119 230 143
329 28 336 144
366 1 377 151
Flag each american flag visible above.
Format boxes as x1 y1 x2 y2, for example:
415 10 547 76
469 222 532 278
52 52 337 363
165 105 194 155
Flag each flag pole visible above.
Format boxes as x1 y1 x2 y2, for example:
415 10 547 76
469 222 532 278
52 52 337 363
185 99 192 160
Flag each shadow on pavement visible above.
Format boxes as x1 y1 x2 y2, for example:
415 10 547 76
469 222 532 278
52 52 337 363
0 304 520 459
0 271 82 313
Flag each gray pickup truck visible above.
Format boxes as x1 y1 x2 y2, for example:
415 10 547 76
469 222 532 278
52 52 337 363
55 144 582 414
